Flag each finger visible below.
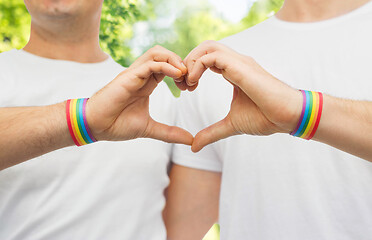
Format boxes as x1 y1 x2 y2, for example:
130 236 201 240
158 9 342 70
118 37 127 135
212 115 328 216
184 40 225 74
137 77 159 96
126 62 182 92
135 46 187 74
174 76 197 91
192 116 237 153
175 80 188 91
153 51 187 75
187 51 227 86
174 76 185 83
145 119 194 145
232 85 239 102
187 81 198 92
136 62 183 81
153 73 165 83
210 66 223 74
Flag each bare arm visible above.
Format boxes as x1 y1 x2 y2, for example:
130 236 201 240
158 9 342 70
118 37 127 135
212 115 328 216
0 46 193 170
314 96 372 160
0 103 72 170
164 164 221 240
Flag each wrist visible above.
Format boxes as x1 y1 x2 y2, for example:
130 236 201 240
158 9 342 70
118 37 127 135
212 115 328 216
52 101 76 147
286 89 304 133
66 98 98 146
267 87 303 134
290 90 324 139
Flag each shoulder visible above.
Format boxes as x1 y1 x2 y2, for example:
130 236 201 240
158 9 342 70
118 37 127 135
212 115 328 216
106 57 125 73
102 56 126 80
0 50 21 104
0 49 18 59
0 49 18 65
0 49 19 79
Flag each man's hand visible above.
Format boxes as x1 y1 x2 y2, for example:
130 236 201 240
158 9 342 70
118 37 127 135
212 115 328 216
179 41 302 152
0 46 193 170
86 45 193 145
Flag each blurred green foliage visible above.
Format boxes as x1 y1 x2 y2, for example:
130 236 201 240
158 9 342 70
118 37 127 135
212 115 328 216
0 0 283 97
148 0 284 96
0 0 151 66
0 0 283 98
242 0 284 27
0 0 30 51
99 0 152 66
160 6 239 59
0 0 283 235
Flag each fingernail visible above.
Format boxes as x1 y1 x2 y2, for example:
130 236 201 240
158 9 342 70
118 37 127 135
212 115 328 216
174 78 183 83
181 62 188 74
187 81 197 86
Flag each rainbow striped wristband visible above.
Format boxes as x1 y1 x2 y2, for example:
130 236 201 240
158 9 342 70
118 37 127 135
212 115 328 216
290 90 323 140
66 98 97 146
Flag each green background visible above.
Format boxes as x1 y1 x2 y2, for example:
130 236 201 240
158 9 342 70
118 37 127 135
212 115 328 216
0 0 283 238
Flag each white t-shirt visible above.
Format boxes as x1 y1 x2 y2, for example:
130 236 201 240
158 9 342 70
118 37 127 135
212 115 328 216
0 49 176 240
173 2 372 239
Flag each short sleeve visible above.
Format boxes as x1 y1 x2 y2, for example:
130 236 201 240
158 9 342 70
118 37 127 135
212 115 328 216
171 70 233 172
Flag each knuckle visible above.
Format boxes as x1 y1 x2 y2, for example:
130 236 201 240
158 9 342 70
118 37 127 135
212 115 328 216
195 57 204 67
198 56 208 68
166 127 178 142
203 40 219 50
144 62 154 73
172 54 182 61
157 62 167 72
149 61 159 70
149 45 170 60
202 40 215 45
148 45 161 55
243 55 255 64
152 45 164 51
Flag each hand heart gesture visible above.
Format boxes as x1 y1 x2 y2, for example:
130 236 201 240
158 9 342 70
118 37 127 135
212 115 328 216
178 41 302 152
86 46 193 145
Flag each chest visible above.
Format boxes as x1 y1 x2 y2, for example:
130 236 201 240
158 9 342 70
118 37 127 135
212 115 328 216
240 25 372 100
0 64 174 191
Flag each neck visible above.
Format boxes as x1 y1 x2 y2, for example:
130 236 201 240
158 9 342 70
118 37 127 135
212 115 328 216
276 0 371 22
23 13 107 63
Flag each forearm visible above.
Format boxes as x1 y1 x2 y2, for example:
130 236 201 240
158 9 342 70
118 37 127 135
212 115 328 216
164 164 221 240
0 102 73 170
313 95 372 161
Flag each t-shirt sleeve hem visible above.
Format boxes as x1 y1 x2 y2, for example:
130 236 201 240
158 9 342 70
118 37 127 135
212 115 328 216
172 155 223 172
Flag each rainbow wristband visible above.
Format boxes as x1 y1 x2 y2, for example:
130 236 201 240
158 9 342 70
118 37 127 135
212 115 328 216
66 98 97 146
290 90 323 140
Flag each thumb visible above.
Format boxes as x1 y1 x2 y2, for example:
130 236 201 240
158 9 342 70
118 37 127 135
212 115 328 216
192 116 237 153
145 118 194 145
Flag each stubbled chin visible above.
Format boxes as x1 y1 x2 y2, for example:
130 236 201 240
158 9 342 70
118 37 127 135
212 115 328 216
41 0 81 17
